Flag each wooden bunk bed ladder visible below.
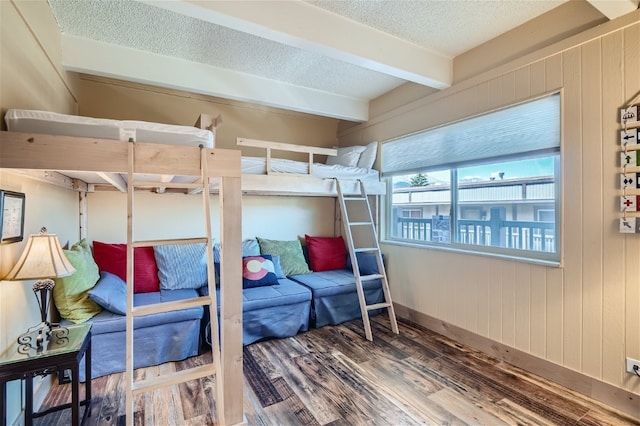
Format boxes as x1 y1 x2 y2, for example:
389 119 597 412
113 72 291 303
335 179 399 341
124 141 224 425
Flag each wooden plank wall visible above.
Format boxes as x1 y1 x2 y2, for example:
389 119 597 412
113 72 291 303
339 16 640 398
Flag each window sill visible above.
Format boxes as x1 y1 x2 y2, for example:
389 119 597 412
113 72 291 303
380 238 562 268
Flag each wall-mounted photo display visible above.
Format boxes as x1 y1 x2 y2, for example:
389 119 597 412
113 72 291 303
0 190 26 244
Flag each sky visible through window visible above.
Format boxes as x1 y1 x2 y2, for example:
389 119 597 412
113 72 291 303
393 157 555 186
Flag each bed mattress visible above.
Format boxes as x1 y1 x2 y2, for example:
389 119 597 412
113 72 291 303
241 156 380 180
5 109 214 147
4 109 383 194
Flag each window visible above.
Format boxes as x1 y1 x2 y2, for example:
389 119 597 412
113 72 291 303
400 209 423 219
383 94 561 263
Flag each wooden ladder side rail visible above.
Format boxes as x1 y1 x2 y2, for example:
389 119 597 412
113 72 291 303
356 180 399 336
335 179 399 341
335 180 373 340
199 145 226 426
123 144 234 425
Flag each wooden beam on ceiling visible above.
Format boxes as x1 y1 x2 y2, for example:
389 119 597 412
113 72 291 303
61 34 370 122
587 0 638 20
142 0 453 90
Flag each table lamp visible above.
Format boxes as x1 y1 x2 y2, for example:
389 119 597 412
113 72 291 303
3 227 76 350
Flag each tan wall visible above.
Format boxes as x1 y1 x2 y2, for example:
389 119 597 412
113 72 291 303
77 75 339 160
76 76 341 244
453 1 607 84
0 1 80 422
339 10 640 412
86 191 335 244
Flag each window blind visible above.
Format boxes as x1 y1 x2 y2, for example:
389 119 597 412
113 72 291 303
381 94 560 176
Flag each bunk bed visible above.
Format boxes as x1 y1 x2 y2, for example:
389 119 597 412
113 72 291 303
5 109 386 196
226 136 385 196
1 109 386 423
0 114 244 425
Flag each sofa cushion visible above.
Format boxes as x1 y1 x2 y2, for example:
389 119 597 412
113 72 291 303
289 269 382 298
271 255 286 279
305 235 347 272
257 237 310 276
242 255 279 288
199 278 311 311
213 238 262 286
92 241 160 293
213 238 260 262
346 252 383 275
86 289 203 335
154 243 208 290
53 239 102 323
242 279 311 311
88 271 126 315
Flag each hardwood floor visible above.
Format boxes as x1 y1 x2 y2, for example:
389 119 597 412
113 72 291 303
34 316 639 425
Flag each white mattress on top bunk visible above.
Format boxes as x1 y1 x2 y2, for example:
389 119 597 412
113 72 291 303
4 109 214 147
3 109 383 194
241 156 380 181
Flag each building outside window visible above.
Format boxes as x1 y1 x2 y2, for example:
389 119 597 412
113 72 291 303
382 94 561 263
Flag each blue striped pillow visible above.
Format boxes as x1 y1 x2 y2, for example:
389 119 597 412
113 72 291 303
154 243 209 290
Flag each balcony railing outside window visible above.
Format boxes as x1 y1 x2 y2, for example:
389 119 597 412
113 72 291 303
395 216 555 253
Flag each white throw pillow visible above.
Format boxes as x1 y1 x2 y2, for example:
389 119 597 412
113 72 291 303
357 141 378 169
326 145 366 167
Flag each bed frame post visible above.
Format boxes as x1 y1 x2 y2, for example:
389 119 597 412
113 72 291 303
219 175 244 425
78 191 88 241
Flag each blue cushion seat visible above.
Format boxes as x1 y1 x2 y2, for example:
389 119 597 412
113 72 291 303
289 269 384 328
200 278 312 345
86 289 203 335
61 288 203 381
242 278 312 310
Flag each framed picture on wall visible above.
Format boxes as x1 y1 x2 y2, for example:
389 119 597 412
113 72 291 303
0 190 26 244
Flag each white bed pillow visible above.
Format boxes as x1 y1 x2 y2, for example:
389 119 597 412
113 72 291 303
326 145 366 167
357 141 378 169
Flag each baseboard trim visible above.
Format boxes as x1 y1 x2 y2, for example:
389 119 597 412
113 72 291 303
394 303 640 420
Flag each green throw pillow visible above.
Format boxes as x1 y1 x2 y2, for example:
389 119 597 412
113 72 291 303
53 239 102 323
256 237 311 276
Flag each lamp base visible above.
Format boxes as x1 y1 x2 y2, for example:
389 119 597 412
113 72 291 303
17 322 69 354
16 279 69 354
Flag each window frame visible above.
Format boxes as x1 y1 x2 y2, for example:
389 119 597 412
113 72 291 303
380 94 562 266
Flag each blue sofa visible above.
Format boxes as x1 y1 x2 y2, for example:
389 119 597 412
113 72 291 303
58 239 381 381
62 289 203 382
289 269 384 328
62 241 315 380
200 278 312 346
202 246 385 346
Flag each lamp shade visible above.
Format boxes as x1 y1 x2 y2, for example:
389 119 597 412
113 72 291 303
4 233 76 280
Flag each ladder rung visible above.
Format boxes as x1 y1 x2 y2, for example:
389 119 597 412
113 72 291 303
359 274 384 281
132 364 217 395
132 295 214 317
348 221 372 226
132 237 208 247
132 181 204 190
344 197 366 201
354 247 379 253
366 302 392 311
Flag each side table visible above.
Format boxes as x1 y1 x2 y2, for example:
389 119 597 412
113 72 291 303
0 323 92 426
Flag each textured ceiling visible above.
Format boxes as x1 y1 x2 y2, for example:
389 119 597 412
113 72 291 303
306 0 565 57
48 0 405 100
46 0 632 121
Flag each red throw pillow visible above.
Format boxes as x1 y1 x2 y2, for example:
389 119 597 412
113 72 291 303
92 241 160 293
304 235 347 272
